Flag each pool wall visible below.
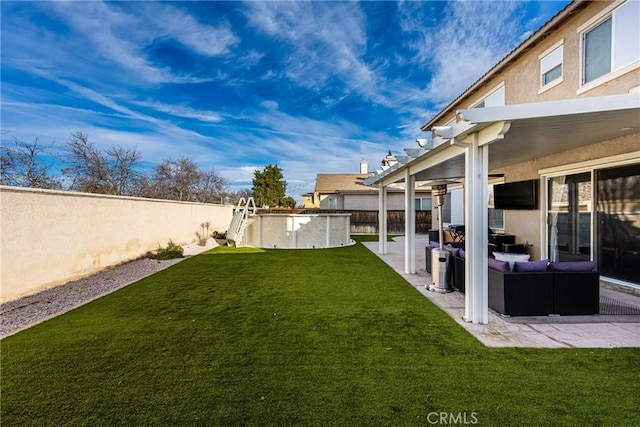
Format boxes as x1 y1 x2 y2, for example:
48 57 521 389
245 214 353 249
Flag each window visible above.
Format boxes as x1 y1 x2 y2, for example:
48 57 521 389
488 184 505 230
415 197 432 211
471 83 505 108
581 0 640 86
583 18 612 84
540 45 563 87
328 197 337 210
441 193 451 224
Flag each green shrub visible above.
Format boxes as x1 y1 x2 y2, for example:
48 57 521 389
148 239 184 260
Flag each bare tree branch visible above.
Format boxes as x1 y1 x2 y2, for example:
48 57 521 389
0 137 62 189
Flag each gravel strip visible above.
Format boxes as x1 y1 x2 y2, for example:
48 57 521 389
0 242 219 338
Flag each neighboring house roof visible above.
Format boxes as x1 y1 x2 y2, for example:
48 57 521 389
316 173 429 194
314 174 375 194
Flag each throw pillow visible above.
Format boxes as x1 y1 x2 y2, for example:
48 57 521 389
513 259 548 272
488 258 510 272
548 261 596 272
444 245 459 258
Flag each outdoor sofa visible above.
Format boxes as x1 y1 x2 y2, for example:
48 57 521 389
450 252 599 316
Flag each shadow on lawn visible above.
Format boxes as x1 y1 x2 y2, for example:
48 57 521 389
201 246 267 255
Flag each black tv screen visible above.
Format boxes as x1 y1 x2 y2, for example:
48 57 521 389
494 179 539 210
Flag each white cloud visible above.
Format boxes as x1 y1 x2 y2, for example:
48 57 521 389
133 100 224 123
143 3 239 57
243 2 380 101
30 1 238 85
398 0 530 106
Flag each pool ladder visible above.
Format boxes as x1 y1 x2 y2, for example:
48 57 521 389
227 197 257 247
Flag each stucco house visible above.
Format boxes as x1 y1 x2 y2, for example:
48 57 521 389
365 0 640 323
305 158 432 211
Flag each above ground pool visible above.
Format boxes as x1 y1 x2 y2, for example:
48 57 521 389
244 213 353 249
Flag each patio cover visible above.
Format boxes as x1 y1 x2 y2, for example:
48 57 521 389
366 93 640 324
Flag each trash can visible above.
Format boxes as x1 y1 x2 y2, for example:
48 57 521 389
428 228 439 243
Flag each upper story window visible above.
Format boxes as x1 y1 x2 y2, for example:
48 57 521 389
583 18 612 84
580 0 640 87
540 43 563 88
471 83 505 108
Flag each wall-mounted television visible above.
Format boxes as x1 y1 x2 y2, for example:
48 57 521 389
494 179 539 210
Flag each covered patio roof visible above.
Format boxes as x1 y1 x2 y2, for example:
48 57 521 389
366 93 640 186
366 93 640 324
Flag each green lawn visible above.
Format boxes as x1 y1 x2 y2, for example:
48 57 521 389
2 237 639 426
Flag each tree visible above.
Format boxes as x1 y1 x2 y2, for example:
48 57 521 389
197 168 229 203
0 137 62 189
144 156 202 201
252 164 287 207
105 145 143 196
62 132 143 195
225 188 253 205
282 196 296 208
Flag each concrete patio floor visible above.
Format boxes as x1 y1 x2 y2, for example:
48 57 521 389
361 235 640 348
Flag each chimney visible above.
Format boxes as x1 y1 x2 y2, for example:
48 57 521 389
360 159 368 174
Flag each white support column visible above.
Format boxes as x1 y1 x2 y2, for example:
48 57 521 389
465 133 489 324
464 149 472 322
378 186 388 254
405 170 416 274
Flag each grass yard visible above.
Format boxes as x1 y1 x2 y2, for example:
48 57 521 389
2 237 639 426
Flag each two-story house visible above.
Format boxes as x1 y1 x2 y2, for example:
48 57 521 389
305 158 433 233
365 0 640 323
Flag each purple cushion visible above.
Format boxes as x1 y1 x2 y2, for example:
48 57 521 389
459 249 466 259
548 261 596 272
488 258 510 272
444 245 459 257
513 259 548 272
429 241 440 249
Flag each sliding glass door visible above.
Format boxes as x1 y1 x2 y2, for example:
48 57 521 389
597 164 640 282
547 172 592 262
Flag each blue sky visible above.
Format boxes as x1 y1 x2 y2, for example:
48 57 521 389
1 0 570 199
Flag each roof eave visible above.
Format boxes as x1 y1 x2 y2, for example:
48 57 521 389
421 0 588 131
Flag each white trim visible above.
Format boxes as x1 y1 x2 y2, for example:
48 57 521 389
538 151 640 176
538 76 564 95
540 45 563 86
458 93 640 125
602 276 640 291
577 60 640 95
538 152 640 267
576 0 625 34
578 0 639 93
404 171 416 274
538 38 565 60
469 81 506 109
378 186 388 254
539 176 549 261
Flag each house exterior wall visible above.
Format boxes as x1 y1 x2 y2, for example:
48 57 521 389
318 192 431 211
319 194 343 210
0 186 233 300
438 1 640 125
344 194 379 210
422 1 639 279
491 133 639 261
